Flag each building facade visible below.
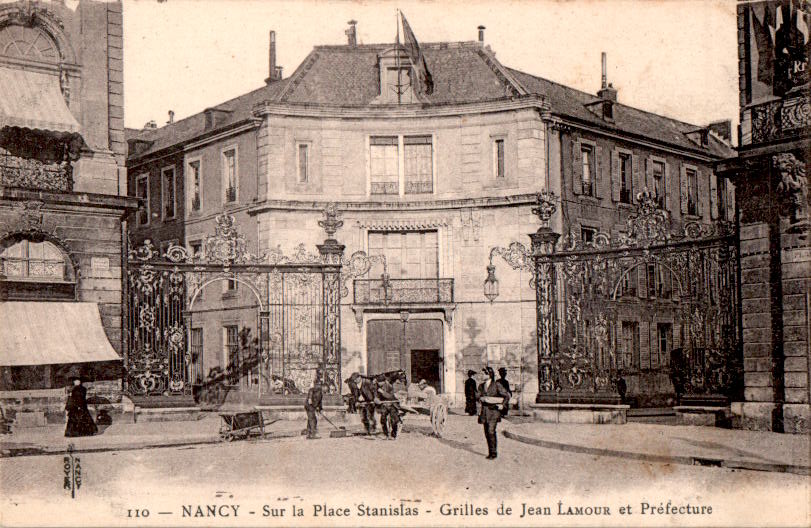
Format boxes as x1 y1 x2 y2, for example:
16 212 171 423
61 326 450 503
717 0 810 433
0 0 135 418
127 23 733 406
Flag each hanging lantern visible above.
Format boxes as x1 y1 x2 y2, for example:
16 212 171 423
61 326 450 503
483 264 499 302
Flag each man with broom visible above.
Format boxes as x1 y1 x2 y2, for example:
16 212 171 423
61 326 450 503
304 380 323 439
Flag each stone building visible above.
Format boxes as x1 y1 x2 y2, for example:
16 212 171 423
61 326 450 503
0 1 135 421
716 0 810 433
127 21 733 406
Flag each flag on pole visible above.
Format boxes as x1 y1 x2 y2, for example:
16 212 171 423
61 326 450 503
400 12 433 95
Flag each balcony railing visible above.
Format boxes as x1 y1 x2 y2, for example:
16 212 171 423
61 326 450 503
747 93 810 145
0 153 73 192
354 278 454 305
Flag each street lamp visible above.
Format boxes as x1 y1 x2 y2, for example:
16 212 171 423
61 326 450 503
483 264 499 302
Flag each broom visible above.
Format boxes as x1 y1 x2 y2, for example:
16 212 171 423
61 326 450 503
318 410 349 438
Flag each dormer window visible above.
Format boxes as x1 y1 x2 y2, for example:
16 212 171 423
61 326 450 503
375 49 415 104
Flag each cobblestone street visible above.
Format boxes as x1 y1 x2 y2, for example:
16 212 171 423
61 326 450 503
2 416 808 526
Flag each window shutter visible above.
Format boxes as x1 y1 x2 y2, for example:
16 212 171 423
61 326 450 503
633 155 642 203
595 145 603 197
651 323 659 369
611 150 620 202
673 323 681 351
709 173 718 220
637 264 647 299
640 321 650 370
572 140 583 195
679 164 689 214
645 158 653 194
663 162 670 210
726 182 735 221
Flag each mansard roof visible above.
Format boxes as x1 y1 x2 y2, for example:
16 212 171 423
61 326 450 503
128 40 733 162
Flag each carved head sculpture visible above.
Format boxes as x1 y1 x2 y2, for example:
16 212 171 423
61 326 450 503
774 152 808 226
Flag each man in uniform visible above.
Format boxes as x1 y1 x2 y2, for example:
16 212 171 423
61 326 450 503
478 366 510 459
464 370 478 415
497 367 512 416
359 374 377 435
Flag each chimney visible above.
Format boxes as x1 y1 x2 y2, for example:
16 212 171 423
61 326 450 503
345 20 357 47
478 25 485 43
708 120 732 142
143 120 157 130
167 110 175 124
597 52 617 103
265 30 281 85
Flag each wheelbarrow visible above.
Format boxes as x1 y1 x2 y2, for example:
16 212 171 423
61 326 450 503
218 410 280 442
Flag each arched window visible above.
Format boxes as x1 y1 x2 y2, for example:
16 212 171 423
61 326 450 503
0 25 59 63
0 237 73 282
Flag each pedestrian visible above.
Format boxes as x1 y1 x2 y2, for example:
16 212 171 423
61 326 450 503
304 380 323 439
497 367 512 416
345 372 361 413
615 372 627 404
464 370 478 415
376 376 400 440
477 367 509 459
359 374 377 435
65 376 97 438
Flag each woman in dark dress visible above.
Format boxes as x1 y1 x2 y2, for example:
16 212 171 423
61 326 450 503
464 370 478 415
65 378 97 437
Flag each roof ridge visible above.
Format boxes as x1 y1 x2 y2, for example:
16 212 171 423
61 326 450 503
312 40 481 51
505 66 709 130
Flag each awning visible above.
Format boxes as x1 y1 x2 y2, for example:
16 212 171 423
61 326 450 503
0 302 121 367
0 66 81 134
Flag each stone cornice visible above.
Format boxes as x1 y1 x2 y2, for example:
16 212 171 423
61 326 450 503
247 193 539 215
0 187 139 212
183 119 262 152
252 96 549 120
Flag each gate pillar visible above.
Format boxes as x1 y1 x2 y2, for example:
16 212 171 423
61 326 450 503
530 224 559 403
317 203 346 397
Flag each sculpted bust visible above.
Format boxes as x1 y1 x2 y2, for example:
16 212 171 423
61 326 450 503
774 152 809 229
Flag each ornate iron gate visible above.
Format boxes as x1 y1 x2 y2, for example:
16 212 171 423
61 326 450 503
489 191 742 404
125 212 343 399
543 193 741 403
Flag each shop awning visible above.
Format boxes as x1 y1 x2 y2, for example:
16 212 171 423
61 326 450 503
0 302 121 367
0 66 81 134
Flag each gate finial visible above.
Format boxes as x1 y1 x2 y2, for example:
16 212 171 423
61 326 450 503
319 202 344 240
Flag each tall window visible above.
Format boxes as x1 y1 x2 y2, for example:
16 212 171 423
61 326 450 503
222 148 237 203
686 168 699 216
404 136 432 194
657 323 672 366
717 176 728 221
223 325 239 375
188 160 201 212
368 231 438 279
622 321 640 370
619 267 637 297
581 144 595 197
652 160 665 208
136 174 149 225
619 152 632 204
297 143 309 183
0 239 68 281
494 139 505 179
370 136 399 195
161 167 176 220
190 328 203 382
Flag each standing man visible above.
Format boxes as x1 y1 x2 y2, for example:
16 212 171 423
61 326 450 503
478 367 510 459
464 370 478 416
377 376 400 440
304 380 323 439
497 367 512 417
345 372 361 413
359 375 378 435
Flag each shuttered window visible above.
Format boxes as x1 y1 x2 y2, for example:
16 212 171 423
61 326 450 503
368 230 438 279
370 136 399 195
404 135 433 194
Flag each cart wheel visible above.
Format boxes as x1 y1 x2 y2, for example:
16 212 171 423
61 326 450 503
430 401 447 437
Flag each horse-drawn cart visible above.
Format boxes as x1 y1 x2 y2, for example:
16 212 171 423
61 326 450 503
355 370 449 438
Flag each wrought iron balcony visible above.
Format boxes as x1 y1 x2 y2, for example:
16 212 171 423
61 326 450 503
354 277 454 305
0 152 73 192
747 93 810 145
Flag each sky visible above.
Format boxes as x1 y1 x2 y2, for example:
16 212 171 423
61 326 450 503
121 0 740 136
